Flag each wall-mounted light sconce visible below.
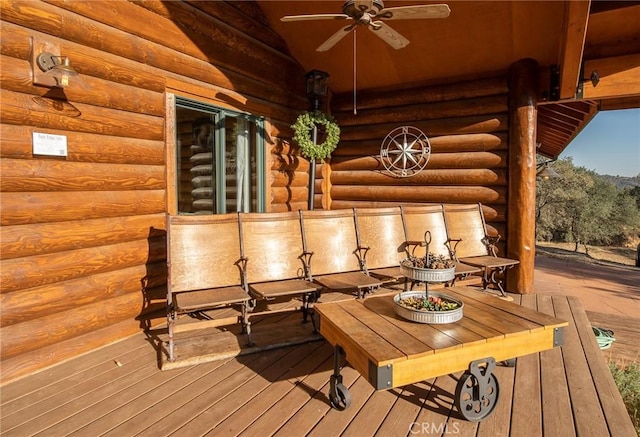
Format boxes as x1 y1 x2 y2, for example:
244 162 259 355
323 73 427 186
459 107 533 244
576 69 599 98
35 52 78 88
536 160 560 180
584 70 599 88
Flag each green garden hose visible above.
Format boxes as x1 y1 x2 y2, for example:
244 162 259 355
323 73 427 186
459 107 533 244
592 326 616 350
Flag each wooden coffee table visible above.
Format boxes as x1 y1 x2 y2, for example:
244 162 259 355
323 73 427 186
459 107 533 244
314 286 567 421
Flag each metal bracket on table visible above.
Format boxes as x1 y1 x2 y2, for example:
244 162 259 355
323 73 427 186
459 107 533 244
554 327 565 347
368 360 393 390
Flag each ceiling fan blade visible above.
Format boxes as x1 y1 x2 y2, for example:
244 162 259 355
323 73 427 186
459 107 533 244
317 24 355 52
378 4 451 20
281 14 349 22
369 21 409 50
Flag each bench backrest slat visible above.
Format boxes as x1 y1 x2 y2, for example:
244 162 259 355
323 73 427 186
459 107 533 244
239 211 306 283
443 203 490 258
301 209 361 276
354 207 407 270
167 214 242 293
401 205 452 258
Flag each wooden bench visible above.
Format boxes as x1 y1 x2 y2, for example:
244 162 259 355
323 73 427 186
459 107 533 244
353 207 408 284
444 203 519 296
238 211 322 324
401 204 482 284
166 204 522 362
166 214 252 362
301 209 383 298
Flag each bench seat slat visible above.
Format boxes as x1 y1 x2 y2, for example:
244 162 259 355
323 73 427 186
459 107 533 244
454 261 482 275
314 271 382 291
368 266 405 281
250 279 321 299
459 255 519 269
174 286 250 312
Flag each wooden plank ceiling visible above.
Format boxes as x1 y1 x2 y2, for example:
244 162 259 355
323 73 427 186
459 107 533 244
257 0 640 158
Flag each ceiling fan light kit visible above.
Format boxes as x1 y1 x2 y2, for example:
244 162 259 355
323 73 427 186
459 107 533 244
281 1 450 52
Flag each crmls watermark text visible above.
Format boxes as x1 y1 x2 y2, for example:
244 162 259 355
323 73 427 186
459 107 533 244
409 421 461 434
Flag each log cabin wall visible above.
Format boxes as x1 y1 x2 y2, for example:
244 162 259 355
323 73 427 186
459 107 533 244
0 0 308 384
327 77 511 241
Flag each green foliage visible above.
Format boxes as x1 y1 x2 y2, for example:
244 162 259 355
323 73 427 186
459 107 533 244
536 157 640 248
629 186 640 209
291 111 340 161
608 361 640 434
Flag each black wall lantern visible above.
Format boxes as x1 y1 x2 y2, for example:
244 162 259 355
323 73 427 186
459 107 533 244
305 69 329 111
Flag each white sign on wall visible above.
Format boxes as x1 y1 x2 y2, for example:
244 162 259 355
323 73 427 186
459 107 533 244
33 132 67 157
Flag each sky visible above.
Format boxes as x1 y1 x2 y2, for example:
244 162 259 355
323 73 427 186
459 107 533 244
559 108 640 177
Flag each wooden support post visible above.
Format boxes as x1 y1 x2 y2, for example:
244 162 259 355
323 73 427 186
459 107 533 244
507 58 538 294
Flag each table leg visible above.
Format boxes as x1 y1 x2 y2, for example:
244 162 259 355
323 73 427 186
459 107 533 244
329 345 352 410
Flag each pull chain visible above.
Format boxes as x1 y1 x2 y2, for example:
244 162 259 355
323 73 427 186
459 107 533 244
353 28 357 115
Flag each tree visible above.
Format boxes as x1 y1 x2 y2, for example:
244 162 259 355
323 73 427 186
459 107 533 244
567 177 617 251
535 157 591 242
610 190 640 245
628 186 640 209
536 157 640 250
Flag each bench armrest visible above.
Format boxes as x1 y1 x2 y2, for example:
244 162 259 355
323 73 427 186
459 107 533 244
355 245 370 273
300 250 315 280
446 238 462 260
482 235 501 257
235 255 249 290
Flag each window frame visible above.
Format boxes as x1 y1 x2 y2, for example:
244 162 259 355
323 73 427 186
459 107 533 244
173 96 266 214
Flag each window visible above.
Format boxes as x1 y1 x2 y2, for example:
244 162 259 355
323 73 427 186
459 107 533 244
175 98 265 214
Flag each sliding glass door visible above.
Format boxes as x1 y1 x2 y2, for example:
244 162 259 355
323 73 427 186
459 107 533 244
175 98 265 214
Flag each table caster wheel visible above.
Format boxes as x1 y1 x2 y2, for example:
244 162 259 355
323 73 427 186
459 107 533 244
455 370 499 421
329 381 351 410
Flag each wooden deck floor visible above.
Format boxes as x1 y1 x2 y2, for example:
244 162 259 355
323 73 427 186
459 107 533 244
1 292 635 436
587 310 640 366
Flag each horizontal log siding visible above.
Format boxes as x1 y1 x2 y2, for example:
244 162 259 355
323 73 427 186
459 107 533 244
0 0 306 383
329 75 510 245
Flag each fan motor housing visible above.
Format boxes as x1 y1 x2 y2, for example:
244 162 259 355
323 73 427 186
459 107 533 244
343 0 384 17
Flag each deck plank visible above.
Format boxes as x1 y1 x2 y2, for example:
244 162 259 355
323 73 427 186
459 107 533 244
2 346 157 435
0 293 634 436
552 296 611 437
273 364 362 436
509 294 543 436
341 385 398 436
209 343 333 435
373 382 433 437
103 347 289 436
73 359 233 436
139 343 321 436
586 310 640 365
307 375 376 437
0 335 151 412
536 295 577 437
568 297 637 436
237 347 334 435
475 295 520 437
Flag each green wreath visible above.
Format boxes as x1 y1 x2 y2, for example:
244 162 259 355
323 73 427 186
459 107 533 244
291 111 340 161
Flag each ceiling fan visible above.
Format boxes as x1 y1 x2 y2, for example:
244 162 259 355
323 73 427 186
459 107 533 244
281 0 450 52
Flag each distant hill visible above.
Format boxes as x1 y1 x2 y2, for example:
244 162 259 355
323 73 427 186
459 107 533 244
599 174 640 190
